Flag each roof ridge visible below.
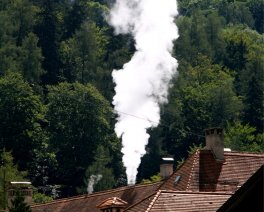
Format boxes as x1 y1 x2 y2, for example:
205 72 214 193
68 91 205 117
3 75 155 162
158 190 233 195
224 152 264 157
200 149 264 157
146 190 162 212
186 150 199 190
31 182 162 208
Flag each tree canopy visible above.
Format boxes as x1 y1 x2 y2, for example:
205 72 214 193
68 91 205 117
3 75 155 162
0 0 262 198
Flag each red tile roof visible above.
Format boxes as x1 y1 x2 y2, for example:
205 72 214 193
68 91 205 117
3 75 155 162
217 165 264 212
159 150 199 191
160 150 264 193
127 190 231 212
31 150 264 211
31 182 161 212
124 192 158 212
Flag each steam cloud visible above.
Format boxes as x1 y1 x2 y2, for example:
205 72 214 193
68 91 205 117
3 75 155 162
87 174 102 194
109 0 179 184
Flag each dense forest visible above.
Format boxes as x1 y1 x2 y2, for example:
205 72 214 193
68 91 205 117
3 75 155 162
0 0 263 207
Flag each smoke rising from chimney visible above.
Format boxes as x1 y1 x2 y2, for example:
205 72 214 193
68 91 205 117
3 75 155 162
109 0 179 185
87 174 102 194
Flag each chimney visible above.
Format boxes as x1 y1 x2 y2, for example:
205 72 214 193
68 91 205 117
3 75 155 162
160 157 174 180
8 182 32 207
205 128 224 162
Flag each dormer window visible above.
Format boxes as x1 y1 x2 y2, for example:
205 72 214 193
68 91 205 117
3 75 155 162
96 197 128 212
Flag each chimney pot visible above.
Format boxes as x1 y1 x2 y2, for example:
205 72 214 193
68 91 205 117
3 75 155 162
160 157 174 180
205 128 225 162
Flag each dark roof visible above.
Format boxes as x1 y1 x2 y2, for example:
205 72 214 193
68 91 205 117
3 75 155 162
31 182 161 212
160 150 264 193
217 165 264 212
127 190 231 212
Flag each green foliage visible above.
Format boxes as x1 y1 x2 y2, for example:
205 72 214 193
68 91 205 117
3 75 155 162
0 73 45 170
153 56 243 166
0 0 262 194
243 74 263 133
181 56 241 127
19 33 44 84
141 173 161 184
248 0 264 33
32 190 53 204
46 82 118 194
222 26 263 132
187 143 203 155
142 1 264 180
84 145 115 193
9 0 38 46
34 0 63 84
176 158 185 169
60 21 108 84
0 151 27 183
225 122 264 153
0 0 39 76
28 135 58 187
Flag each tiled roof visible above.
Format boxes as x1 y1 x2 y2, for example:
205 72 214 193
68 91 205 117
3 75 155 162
160 150 264 193
124 192 158 212
217 165 264 212
31 150 264 211
160 150 199 191
127 190 231 212
31 182 161 212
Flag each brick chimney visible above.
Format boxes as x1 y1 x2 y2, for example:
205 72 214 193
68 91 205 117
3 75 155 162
205 128 225 162
160 157 174 180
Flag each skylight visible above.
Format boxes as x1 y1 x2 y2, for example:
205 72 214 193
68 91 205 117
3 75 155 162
174 176 181 184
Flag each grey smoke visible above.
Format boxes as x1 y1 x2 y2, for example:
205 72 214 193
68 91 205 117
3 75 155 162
109 0 179 185
87 174 102 194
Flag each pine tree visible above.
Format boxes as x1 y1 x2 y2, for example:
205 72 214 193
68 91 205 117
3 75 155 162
244 74 263 133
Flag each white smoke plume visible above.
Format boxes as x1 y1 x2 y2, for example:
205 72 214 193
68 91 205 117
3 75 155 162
87 174 102 194
109 0 179 185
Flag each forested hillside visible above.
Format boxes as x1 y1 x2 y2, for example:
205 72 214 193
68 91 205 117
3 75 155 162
0 0 263 206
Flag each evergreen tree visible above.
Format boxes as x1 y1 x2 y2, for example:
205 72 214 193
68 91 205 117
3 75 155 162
19 33 44 84
249 0 264 33
60 21 108 84
244 74 263 133
34 0 62 84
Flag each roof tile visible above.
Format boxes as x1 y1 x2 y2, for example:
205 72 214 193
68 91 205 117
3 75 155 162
160 150 264 193
127 190 231 212
31 182 161 212
31 150 264 211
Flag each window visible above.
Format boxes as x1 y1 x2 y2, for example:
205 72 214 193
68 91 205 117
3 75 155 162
174 175 181 185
